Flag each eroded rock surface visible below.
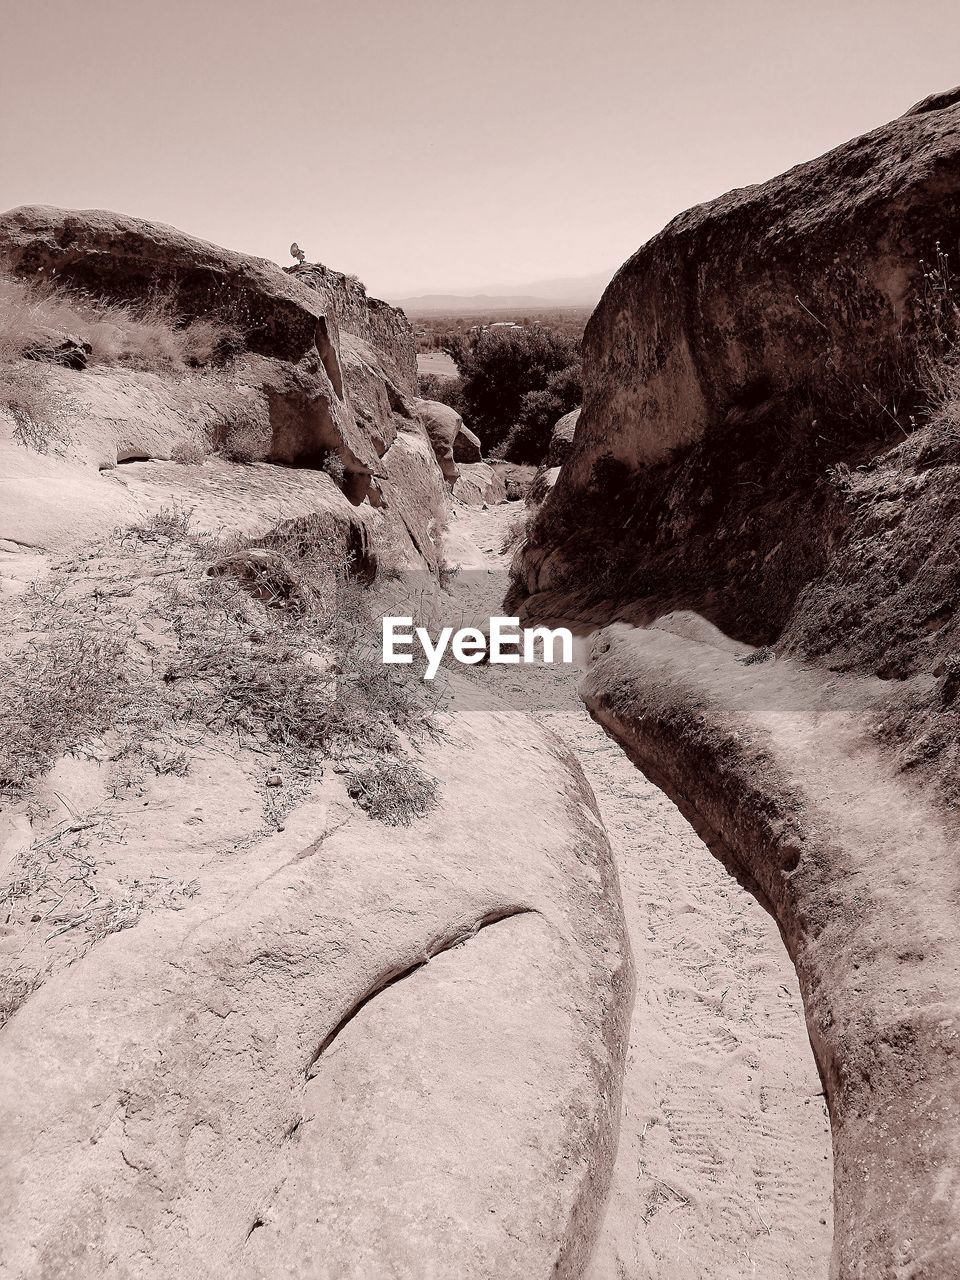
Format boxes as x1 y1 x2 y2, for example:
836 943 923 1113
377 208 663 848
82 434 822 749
517 91 960 660
415 397 483 486
584 626 960 1278
512 89 960 1275
0 679 632 1280
0 207 425 488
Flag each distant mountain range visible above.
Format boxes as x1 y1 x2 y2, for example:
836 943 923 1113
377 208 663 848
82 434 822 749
390 270 614 315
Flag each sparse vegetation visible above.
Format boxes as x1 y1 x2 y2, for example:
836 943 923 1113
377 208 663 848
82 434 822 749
171 438 210 465
0 272 242 452
0 363 67 452
500 510 530 556
0 628 131 795
345 757 438 825
201 386 273 464
0 273 238 372
0 508 441 827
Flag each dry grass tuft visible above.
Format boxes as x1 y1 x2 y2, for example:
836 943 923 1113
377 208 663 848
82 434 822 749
345 758 439 825
0 273 238 373
0 273 243 452
926 349 960 437
0 630 131 794
207 388 272 464
500 510 530 556
171 438 211 465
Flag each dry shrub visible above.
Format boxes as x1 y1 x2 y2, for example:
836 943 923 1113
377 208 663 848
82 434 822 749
208 388 271 464
129 503 194 541
0 628 130 794
500 510 530 556
345 758 438 825
0 512 440 824
171 439 210 465
0 363 67 452
0 273 239 374
926 348 960 436
218 418 269 464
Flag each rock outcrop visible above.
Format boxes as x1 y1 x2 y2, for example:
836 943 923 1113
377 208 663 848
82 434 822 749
453 461 507 507
546 406 579 468
584 626 960 1279
0 678 632 1280
288 261 418 396
453 420 482 463
0 207 421 492
415 397 483 486
517 92 960 652
0 206 329 365
0 207 453 572
513 90 960 1275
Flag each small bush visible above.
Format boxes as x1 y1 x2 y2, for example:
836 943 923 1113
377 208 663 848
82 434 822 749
0 628 130 794
218 419 267 464
209 390 271 464
0 510 441 824
500 511 530 556
418 371 465 414
171 439 210 465
345 758 438 825
0 364 67 452
926 346 960 436
130 503 194 541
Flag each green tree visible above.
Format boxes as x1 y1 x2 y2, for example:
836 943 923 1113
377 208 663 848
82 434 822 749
455 326 581 457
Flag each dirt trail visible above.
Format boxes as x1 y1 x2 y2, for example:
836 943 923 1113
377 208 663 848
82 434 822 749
447 500 832 1279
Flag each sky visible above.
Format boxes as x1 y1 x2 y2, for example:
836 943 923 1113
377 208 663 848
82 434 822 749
1 0 959 299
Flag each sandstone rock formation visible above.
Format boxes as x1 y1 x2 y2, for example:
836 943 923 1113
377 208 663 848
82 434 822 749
452 460 507 507
0 207 417 492
518 92 960 647
416 397 483 486
0 677 632 1279
547 405 579 468
288 260 418 395
453 420 482 463
513 90 960 1275
0 208 636 1278
583 627 960 1279
0 208 454 575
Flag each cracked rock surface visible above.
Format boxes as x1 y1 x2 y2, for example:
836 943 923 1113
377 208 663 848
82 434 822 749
0 678 632 1280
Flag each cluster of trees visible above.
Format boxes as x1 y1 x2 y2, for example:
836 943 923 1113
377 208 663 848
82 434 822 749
414 307 588 352
418 324 582 464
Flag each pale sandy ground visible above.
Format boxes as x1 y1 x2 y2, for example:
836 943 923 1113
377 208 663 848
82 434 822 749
447 499 833 1279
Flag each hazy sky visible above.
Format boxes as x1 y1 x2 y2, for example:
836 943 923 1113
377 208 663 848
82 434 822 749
2 0 958 298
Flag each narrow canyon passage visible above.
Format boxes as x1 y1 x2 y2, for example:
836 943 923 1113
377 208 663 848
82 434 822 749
449 501 833 1278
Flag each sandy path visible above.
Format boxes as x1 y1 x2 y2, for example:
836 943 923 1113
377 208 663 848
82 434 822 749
446 500 833 1278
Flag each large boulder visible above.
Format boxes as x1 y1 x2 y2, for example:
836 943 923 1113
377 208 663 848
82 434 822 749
452 461 507 508
415 397 481 486
546 406 579 468
0 207 408 488
453 420 482 463
513 88 960 1277
518 91 960 646
0 206 329 365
